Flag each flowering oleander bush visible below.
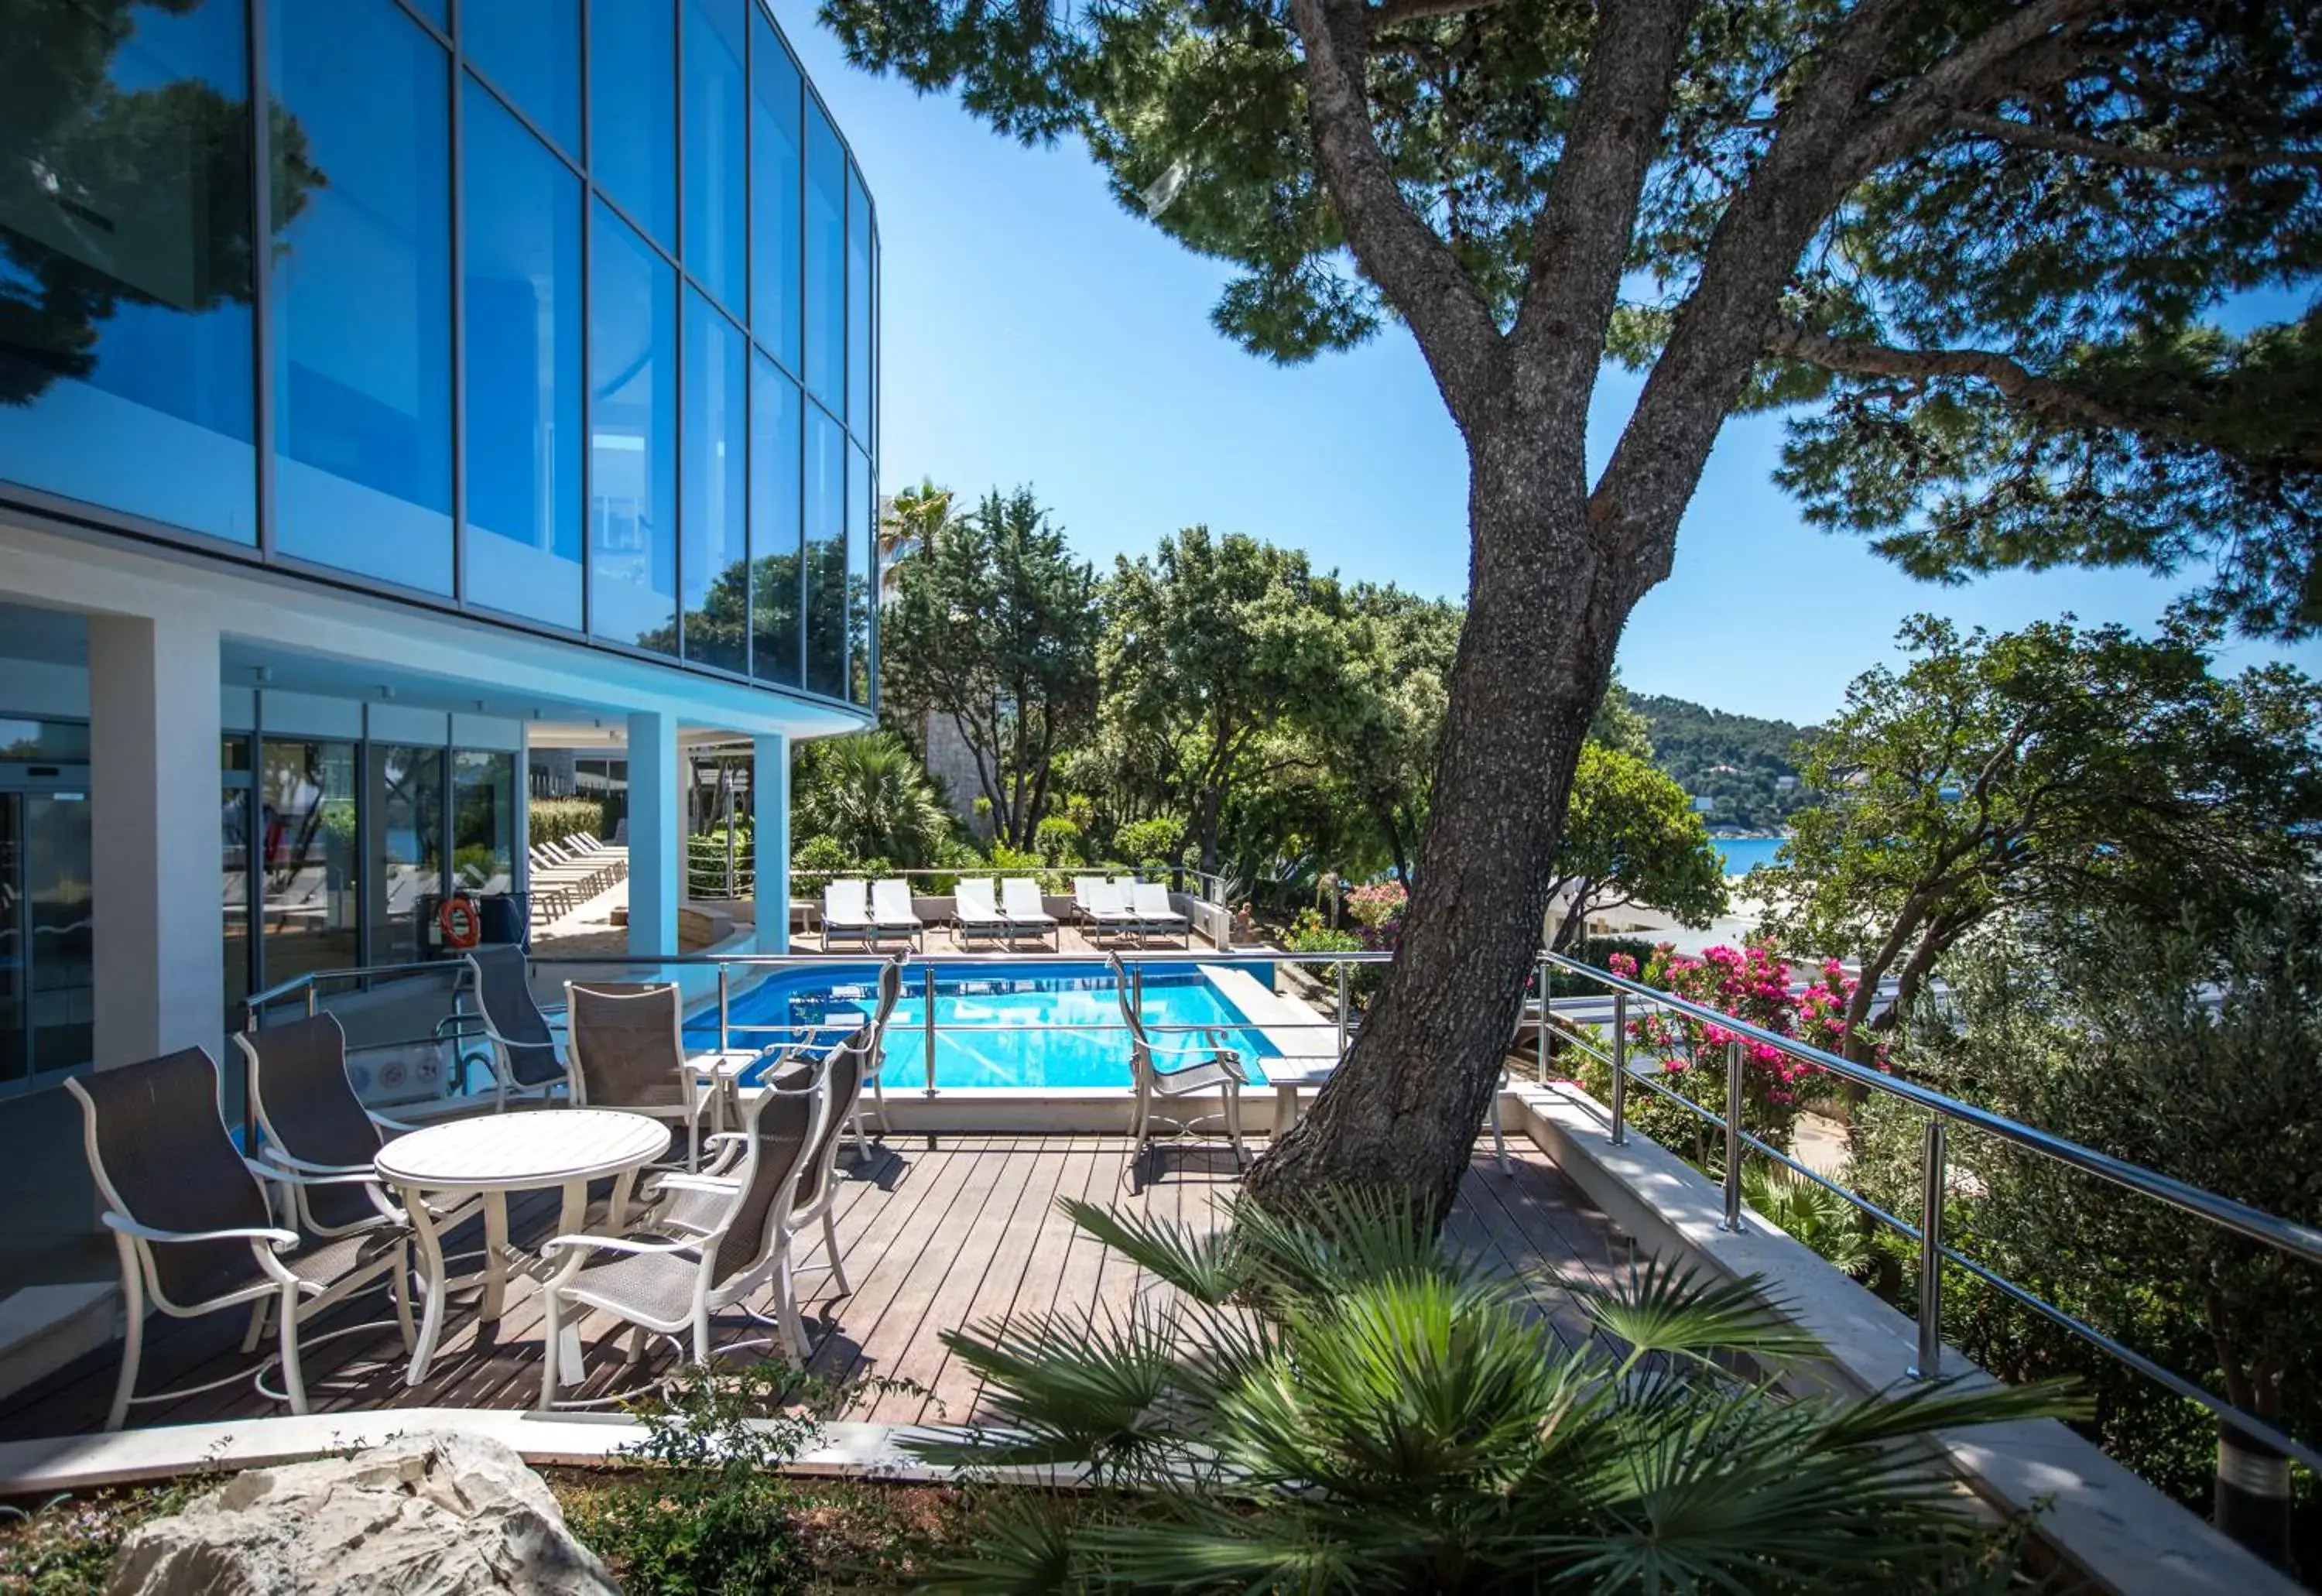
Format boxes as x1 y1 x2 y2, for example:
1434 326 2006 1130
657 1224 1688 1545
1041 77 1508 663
1343 880 1406 932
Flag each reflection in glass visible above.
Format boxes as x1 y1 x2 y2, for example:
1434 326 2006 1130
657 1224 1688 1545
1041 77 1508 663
371 744 444 966
270 0 454 593
224 732 252 1032
463 0 582 156
848 441 872 705
682 0 747 313
464 81 584 628
451 751 515 892
749 354 803 687
591 0 676 248
0 0 267 542
803 102 845 412
680 291 748 672
259 738 360 988
847 167 871 440
748 14 802 373
0 789 94 1083
804 402 845 697
589 202 679 652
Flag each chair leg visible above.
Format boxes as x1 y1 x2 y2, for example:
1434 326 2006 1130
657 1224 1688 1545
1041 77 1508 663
692 1307 714 1365
240 1297 269 1355
105 1239 145 1433
276 1283 309 1416
391 1242 417 1352
822 1206 850 1295
1226 1087 1248 1168
777 1250 810 1361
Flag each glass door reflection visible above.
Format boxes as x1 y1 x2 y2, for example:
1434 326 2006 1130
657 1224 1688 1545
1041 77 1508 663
259 738 360 987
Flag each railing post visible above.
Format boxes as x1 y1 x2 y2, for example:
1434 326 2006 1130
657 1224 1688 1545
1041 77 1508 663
304 985 317 1019
1536 955 1550 1081
1608 992 1628 1145
717 963 731 1053
1720 1037 1746 1232
923 962 939 1098
1910 1117 1947 1379
1334 962 1349 1059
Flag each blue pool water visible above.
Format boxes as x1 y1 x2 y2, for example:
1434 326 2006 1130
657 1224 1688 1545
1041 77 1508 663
689 962 1279 1090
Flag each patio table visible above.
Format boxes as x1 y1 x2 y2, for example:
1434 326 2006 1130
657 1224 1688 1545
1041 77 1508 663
1262 1057 1338 1135
376 1108 670 1385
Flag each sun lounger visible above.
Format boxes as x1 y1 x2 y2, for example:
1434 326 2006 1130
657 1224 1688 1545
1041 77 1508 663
822 879 877 950
1000 877 1061 950
1074 876 1140 944
869 878 925 948
953 878 1010 947
1129 881 1191 947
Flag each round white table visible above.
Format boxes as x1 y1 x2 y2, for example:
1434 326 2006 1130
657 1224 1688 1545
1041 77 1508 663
376 1109 670 1386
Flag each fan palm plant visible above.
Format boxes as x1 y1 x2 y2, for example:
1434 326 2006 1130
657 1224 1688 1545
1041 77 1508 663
916 1192 2075 1594
794 730 954 868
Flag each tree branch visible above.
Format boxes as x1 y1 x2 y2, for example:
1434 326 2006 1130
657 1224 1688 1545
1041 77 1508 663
1765 323 2174 442
1368 0 1504 28
1947 110 2322 173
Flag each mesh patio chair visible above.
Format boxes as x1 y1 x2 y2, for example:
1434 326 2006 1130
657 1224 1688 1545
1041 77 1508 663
695 953 903 1162
68 1048 414 1430
563 981 720 1170
1108 952 1249 1172
235 1012 485 1239
536 1056 831 1405
463 944 567 1108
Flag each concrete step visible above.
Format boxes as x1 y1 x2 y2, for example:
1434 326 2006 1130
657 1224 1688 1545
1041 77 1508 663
0 1281 118 1406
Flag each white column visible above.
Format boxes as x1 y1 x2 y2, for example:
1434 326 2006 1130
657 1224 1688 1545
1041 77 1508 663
753 733 789 954
625 711 680 963
87 612 223 1068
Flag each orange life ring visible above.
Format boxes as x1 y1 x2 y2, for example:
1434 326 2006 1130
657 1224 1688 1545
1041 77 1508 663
438 894 483 950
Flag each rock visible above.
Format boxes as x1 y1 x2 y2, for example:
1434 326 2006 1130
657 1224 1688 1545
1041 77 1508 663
107 1430 618 1596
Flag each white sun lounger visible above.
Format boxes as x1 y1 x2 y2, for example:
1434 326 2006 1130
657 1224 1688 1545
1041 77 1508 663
1129 881 1191 947
823 879 877 950
1074 876 1140 944
999 878 1061 950
953 878 1011 947
869 878 925 948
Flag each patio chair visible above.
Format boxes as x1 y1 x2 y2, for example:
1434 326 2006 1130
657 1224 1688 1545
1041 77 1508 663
952 877 1010 947
535 1055 831 1404
822 879 876 950
563 981 721 1170
1128 881 1192 947
463 944 567 1108
68 1048 414 1430
1000 877 1061 950
1074 877 1140 945
868 878 925 950
1108 951 1248 1170
235 1013 481 1240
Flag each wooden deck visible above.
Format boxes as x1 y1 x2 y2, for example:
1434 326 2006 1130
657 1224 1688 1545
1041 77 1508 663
0 1135 1632 1441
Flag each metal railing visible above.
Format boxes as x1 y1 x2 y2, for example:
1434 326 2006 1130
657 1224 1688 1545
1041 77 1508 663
1529 947 2322 1476
239 941 2322 1474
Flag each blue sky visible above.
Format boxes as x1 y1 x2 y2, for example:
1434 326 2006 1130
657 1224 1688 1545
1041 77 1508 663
776 0 2321 726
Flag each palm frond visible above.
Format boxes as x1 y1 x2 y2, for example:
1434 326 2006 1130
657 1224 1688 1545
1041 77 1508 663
918 1490 1087 1595
1062 1195 1245 1305
1223 1184 1461 1303
1810 1372 2088 1449
1583 1258 1827 1371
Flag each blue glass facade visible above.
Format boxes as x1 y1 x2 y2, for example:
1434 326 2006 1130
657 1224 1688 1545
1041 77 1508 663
0 0 878 711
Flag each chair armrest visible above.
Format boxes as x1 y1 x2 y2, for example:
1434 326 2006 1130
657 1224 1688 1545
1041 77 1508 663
101 1213 300 1251
1152 1048 1247 1085
368 1108 423 1134
654 1174 740 1197
248 1149 375 1177
245 1160 391 1190
432 1014 491 1039
539 1231 700 1261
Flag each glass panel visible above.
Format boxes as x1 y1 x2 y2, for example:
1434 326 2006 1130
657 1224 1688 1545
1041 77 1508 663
747 13 800 373
848 441 872 704
590 0 675 248
259 738 360 989
0 797 17 1082
462 0 581 155
371 744 444 966
0 0 257 542
224 738 252 1034
588 201 678 651
748 354 801 687
404 0 447 27
269 0 454 593
682 289 747 672
26 793 94 1077
868 225 879 455
0 721 92 762
463 80 584 628
803 402 844 697
846 166 870 440
451 750 515 892
682 0 746 313
803 101 844 410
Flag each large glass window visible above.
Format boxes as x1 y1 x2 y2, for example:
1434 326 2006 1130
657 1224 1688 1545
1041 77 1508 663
0 0 257 542
803 102 845 413
748 354 802 687
463 0 582 156
464 81 584 628
590 0 676 248
848 441 872 704
804 402 846 697
748 15 802 374
370 744 444 966
259 738 361 988
451 751 515 893
682 290 748 673
682 0 747 314
589 202 679 652
269 0 454 594
847 167 871 440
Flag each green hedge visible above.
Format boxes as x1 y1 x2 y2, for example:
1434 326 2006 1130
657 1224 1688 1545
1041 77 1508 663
529 796 605 848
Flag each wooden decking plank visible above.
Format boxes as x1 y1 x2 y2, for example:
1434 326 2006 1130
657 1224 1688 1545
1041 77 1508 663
916 1135 1077 1424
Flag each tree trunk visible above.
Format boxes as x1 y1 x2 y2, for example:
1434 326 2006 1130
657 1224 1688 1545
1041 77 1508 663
1245 454 1635 1221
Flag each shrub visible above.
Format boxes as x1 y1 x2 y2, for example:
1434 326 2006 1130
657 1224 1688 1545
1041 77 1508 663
1033 814 1084 865
529 796 605 848
1112 815 1186 872
791 834 851 896
1342 879 1406 931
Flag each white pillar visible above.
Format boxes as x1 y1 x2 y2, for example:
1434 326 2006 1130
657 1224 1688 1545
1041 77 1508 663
753 733 789 954
87 612 223 1068
626 711 681 964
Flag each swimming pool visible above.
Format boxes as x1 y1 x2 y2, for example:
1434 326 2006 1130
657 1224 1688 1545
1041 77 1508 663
690 961 1281 1090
